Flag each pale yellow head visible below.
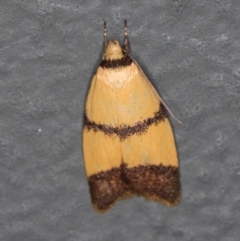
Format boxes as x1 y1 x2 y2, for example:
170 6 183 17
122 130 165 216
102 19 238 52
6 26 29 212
104 40 124 60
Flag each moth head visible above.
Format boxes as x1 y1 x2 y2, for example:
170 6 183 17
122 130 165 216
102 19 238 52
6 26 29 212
104 40 124 60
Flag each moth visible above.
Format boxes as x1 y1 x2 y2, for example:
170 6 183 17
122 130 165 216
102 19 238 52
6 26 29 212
83 20 180 212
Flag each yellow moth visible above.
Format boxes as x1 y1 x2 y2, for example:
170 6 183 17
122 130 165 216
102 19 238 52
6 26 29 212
83 20 180 212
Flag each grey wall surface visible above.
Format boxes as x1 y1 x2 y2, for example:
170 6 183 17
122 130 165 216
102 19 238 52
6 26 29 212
1 1 239 240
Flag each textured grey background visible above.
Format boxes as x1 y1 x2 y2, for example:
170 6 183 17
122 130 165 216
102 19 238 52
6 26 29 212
1 0 240 240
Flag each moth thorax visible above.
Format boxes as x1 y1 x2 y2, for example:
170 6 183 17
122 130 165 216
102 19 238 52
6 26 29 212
104 40 124 60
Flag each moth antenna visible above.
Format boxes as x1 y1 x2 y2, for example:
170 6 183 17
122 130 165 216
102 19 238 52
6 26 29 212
103 19 108 51
129 55 184 125
123 19 129 53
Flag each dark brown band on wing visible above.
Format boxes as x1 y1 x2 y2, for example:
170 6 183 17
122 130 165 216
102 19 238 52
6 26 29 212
84 104 167 140
88 167 131 212
122 163 180 206
88 163 180 211
100 54 132 68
